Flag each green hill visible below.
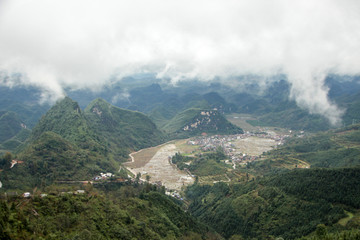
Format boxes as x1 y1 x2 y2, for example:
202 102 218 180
84 98 165 159
0 97 167 191
162 108 243 138
0 131 115 190
29 97 105 152
0 186 216 239
250 124 360 174
186 167 360 239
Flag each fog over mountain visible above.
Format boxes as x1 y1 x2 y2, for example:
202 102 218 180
0 0 360 125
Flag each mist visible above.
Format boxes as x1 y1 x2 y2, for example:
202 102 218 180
0 0 360 124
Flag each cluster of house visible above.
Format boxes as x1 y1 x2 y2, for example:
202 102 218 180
3 190 85 199
165 190 182 200
93 172 114 181
188 131 291 165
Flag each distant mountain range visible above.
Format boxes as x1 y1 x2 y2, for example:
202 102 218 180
2 75 360 135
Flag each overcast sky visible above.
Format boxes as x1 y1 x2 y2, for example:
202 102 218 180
0 0 360 124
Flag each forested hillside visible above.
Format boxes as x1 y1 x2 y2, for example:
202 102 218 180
251 124 360 174
84 98 165 159
186 167 360 239
0 184 217 239
0 97 165 191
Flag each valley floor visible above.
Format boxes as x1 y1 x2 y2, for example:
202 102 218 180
125 143 194 191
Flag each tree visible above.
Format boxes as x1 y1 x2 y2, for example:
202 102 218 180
146 175 151 182
315 224 327 239
136 172 141 182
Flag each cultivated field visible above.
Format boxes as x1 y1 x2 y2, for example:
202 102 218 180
126 143 194 191
233 136 277 156
225 113 259 132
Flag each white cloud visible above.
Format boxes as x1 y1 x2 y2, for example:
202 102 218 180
0 0 360 124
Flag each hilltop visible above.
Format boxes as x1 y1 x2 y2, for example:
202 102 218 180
162 108 243 138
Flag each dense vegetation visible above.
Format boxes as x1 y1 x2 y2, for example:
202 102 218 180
254 125 360 173
172 150 229 177
0 111 23 143
0 111 31 152
0 132 114 191
186 167 360 239
84 98 165 159
0 183 216 239
0 97 165 191
2 77 360 239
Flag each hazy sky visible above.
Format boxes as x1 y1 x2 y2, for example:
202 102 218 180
0 0 360 124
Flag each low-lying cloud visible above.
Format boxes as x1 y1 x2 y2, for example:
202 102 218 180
1 0 360 125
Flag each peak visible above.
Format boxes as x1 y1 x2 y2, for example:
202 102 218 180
53 96 81 111
85 98 111 112
90 98 109 105
57 96 74 103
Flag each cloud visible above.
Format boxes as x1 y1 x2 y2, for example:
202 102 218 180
0 0 360 124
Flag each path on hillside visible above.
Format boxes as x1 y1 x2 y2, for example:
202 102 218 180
126 144 194 191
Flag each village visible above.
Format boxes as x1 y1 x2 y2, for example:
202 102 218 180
187 131 292 166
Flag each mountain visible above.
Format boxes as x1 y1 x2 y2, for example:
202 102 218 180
84 98 165 159
232 80 332 131
0 97 166 191
29 97 105 152
162 108 243 138
0 86 50 128
202 92 237 113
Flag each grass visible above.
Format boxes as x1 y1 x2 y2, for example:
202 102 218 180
338 210 354 226
225 113 259 132
124 145 163 169
174 139 201 154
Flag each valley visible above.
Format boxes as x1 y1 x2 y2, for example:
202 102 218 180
1 79 360 239
124 130 287 191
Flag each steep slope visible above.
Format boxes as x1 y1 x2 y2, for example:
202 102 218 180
30 97 105 152
0 128 31 152
0 97 169 191
0 111 24 143
0 97 154 191
162 108 243 138
84 98 165 159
